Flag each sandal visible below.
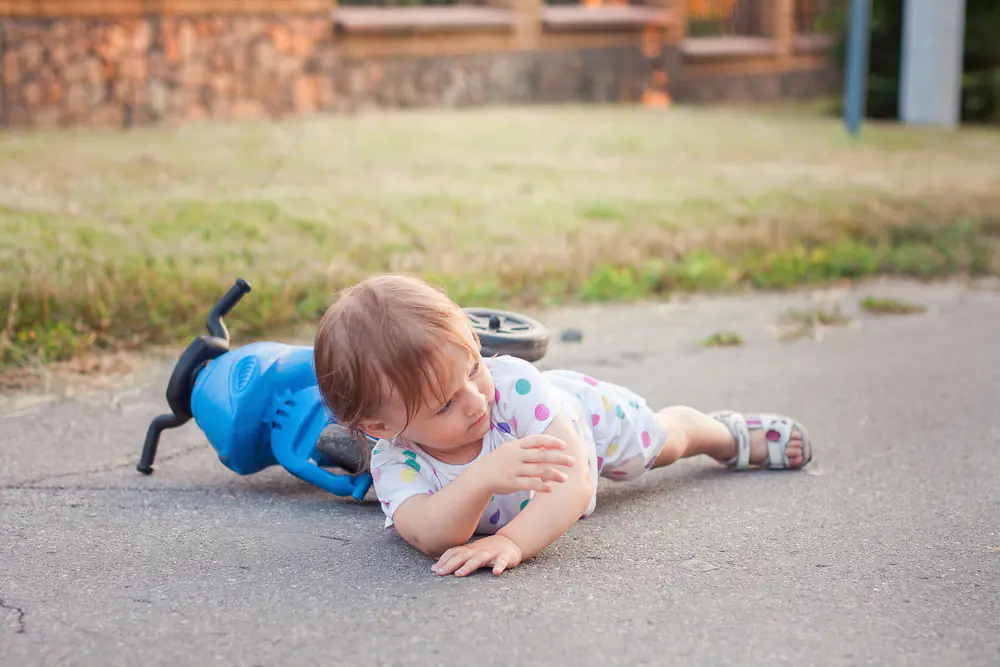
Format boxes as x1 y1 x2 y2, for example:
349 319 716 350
711 412 813 470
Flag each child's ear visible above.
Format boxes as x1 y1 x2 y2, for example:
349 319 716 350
358 419 394 440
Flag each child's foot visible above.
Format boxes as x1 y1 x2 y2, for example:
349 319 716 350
711 412 812 470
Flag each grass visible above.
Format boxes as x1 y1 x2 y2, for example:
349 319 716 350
2 103 1000 370
781 304 851 327
701 331 745 348
778 304 851 341
859 296 927 315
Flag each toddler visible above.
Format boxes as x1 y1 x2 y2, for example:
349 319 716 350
314 274 813 577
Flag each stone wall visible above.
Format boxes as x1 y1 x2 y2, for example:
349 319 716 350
336 46 656 112
0 12 837 128
673 66 840 104
0 14 335 128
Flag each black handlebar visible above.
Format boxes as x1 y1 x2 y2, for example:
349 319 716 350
136 277 252 476
206 278 251 342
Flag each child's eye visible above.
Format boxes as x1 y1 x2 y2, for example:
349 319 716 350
469 361 480 377
437 399 453 415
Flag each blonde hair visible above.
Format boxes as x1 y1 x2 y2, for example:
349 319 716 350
314 274 480 440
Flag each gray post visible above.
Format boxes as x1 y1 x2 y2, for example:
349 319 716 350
843 0 872 136
899 0 967 127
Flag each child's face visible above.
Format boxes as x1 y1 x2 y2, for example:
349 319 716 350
398 344 495 453
366 331 495 455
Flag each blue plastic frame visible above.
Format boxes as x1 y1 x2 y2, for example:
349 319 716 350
190 341 373 501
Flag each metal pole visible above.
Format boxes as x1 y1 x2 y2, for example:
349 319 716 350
843 0 872 136
899 0 967 127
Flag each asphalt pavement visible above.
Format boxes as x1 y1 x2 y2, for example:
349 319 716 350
2 279 998 667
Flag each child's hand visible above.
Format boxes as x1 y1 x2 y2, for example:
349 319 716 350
432 534 523 577
473 434 576 495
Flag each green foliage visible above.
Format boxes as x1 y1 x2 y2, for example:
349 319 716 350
4 217 998 370
580 265 651 303
859 296 926 315
701 331 745 348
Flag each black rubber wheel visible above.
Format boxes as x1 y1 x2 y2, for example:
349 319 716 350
314 424 367 475
464 308 549 363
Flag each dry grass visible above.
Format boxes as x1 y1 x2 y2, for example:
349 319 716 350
2 103 999 368
777 303 851 341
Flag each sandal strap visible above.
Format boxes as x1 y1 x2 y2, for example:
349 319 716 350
712 411 752 470
713 412 810 470
761 415 793 469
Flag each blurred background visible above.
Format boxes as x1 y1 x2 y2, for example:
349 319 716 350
1 0 998 383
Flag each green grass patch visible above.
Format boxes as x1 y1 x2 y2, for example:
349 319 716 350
2 105 999 369
859 296 928 315
701 331 745 348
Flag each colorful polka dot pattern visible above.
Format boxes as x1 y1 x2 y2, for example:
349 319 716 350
496 375 552 435
369 357 667 533
398 450 421 482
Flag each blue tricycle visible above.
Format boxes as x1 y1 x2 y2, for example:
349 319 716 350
136 278 550 501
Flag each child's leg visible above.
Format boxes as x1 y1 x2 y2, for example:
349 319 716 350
651 406 805 469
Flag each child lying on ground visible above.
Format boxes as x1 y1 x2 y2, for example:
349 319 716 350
314 274 813 577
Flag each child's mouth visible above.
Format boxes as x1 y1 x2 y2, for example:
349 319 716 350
470 412 487 429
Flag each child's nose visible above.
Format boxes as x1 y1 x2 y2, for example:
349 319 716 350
463 384 485 414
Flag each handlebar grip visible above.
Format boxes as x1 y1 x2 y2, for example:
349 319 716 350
206 278 251 342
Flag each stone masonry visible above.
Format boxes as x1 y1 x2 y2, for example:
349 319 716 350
0 13 837 128
672 66 841 104
335 46 653 112
0 14 336 128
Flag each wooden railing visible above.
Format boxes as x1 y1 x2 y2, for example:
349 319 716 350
686 0 763 37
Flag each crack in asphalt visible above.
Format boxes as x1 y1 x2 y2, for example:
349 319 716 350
1 443 205 488
1 597 26 634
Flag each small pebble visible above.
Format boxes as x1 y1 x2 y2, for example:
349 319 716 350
560 328 584 343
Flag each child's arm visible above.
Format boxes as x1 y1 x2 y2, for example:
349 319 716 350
390 471 493 558
431 413 593 576
391 435 576 558
496 414 593 558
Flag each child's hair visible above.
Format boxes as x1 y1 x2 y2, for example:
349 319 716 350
314 274 480 440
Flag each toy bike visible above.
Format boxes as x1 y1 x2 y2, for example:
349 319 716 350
135 278 550 502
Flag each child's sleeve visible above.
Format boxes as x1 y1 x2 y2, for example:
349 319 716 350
489 355 565 440
369 443 437 529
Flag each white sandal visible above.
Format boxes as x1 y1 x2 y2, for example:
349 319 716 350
711 412 813 470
